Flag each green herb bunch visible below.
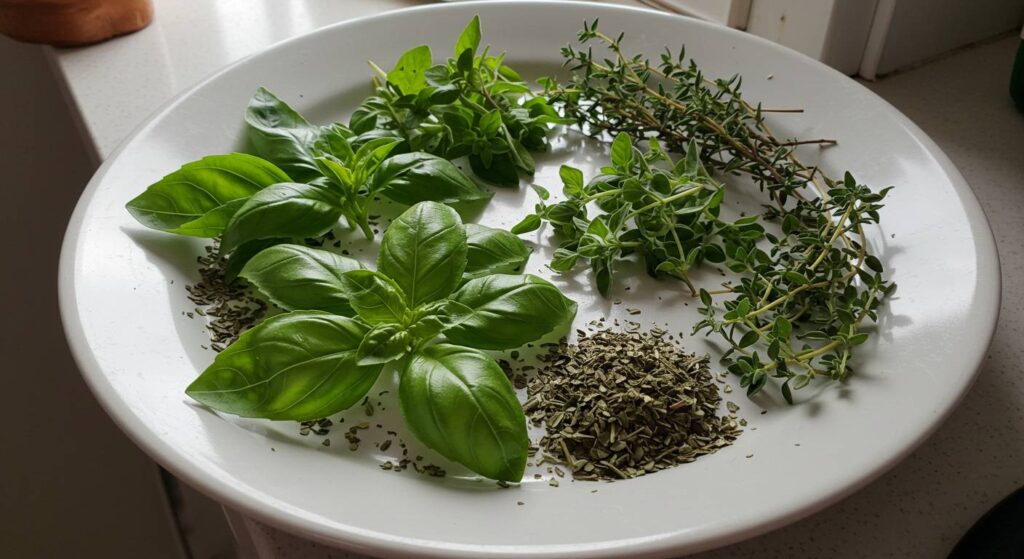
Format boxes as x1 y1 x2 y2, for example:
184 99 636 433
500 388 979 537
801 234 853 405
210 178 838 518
532 23 896 402
126 87 490 254
512 133 755 297
352 16 572 187
186 201 577 482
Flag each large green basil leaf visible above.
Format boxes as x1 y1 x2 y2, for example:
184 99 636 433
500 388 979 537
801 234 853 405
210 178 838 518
373 153 491 206
387 45 432 95
221 182 342 253
377 202 467 307
400 344 528 481
186 312 381 421
224 238 287 283
463 224 530 281
338 270 409 324
126 153 289 237
245 87 322 182
239 244 362 314
444 274 577 350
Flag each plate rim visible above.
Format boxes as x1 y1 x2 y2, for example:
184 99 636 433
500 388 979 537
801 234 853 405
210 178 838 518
57 1 1002 557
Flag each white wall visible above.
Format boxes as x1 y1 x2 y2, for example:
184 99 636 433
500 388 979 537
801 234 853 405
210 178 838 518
746 0 879 75
875 0 1024 75
746 0 1024 77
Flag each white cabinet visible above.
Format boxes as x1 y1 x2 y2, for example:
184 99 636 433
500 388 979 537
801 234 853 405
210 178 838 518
654 0 1024 77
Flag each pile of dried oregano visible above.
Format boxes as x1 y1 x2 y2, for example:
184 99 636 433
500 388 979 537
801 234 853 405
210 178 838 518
522 326 742 480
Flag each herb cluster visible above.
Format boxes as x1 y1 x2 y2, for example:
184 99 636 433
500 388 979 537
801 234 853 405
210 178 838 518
123 14 900 485
530 23 895 401
127 16 564 269
126 91 489 256
353 16 571 186
187 202 577 482
124 17 584 483
512 134 738 297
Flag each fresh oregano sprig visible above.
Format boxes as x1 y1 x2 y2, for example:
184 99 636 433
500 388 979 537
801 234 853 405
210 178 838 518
512 133 752 297
536 22 895 402
355 16 571 187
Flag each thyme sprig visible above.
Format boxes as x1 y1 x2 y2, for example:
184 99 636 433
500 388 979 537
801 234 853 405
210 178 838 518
536 22 896 401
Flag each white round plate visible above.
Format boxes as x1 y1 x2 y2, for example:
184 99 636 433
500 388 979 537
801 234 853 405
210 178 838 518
59 2 999 557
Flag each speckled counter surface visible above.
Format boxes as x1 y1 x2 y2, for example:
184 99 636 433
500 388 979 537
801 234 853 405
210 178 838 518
50 1 1023 555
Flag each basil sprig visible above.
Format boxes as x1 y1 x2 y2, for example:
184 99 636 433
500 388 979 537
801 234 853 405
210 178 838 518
186 202 576 482
126 89 491 249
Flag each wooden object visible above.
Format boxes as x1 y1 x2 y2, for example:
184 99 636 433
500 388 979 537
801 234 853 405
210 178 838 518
0 0 153 46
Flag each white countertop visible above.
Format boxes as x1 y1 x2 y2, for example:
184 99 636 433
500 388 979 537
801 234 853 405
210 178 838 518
50 1 1024 557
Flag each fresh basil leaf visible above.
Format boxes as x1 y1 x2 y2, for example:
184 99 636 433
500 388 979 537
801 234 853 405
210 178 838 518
470 153 519 187
185 312 381 421
171 199 247 237
314 156 355 193
349 106 378 135
444 274 577 350
356 323 412 366
388 45 432 95
239 244 362 314
338 270 409 324
373 153 491 206
224 238 287 283
400 344 528 481
352 137 403 181
405 300 474 342
378 202 467 307
404 315 449 346
352 130 409 155
454 15 481 58
221 182 343 253
313 122 355 163
245 87 323 182
126 153 289 237
463 223 530 281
